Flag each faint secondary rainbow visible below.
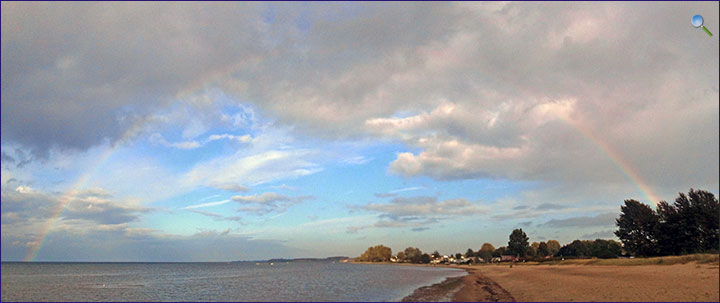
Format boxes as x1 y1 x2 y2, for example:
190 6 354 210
21 57 262 261
23 120 150 261
566 118 662 205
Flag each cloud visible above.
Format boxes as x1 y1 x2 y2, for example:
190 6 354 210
214 184 251 193
1 151 15 164
580 229 616 240
149 133 202 150
1 187 149 232
358 196 486 231
64 198 150 225
341 156 373 165
374 187 425 198
1 226 303 262
3 2 717 196
184 149 322 187
363 196 486 217
149 133 252 150
541 212 618 228
207 134 252 143
185 209 243 223
183 199 231 210
346 226 368 234
390 186 425 193
1 2 266 156
231 192 313 215
535 203 565 210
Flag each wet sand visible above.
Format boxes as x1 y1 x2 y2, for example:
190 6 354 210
402 262 719 302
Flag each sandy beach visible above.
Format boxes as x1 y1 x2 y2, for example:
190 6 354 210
401 260 719 302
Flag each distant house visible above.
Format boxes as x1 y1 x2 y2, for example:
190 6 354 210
390 257 398 263
501 255 518 262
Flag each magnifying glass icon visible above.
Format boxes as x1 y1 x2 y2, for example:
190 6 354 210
692 15 712 37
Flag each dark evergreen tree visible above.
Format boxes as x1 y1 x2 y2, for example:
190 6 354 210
615 199 659 256
508 228 530 257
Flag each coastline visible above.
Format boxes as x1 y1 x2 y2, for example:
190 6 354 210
351 262 474 302
398 265 514 302
393 260 718 302
352 262 512 302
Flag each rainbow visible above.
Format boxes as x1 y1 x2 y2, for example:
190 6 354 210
23 120 149 261
23 94 663 260
566 118 662 205
22 55 262 261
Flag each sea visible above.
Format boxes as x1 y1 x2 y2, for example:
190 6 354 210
0 261 466 302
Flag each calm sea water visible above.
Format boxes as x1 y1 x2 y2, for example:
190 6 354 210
1 262 466 302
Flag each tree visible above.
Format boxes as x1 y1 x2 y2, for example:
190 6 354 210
431 250 441 259
615 199 659 256
558 240 589 257
420 253 431 264
508 229 530 257
537 242 550 258
588 239 622 258
359 245 392 262
546 240 561 257
455 253 462 260
656 189 719 255
404 247 423 263
525 247 536 258
465 248 475 258
478 243 495 262
530 242 540 256
396 251 406 262
493 246 507 257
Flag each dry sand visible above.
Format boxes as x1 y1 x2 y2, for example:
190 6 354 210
449 263 719 302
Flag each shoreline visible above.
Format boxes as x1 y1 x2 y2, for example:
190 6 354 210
351 262 512 302
351 262 475 302
399 266 515 302
359 256 719 302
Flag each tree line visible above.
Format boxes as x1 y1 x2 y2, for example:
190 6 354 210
357 229 624 263
615 189 719 256
357 189 718 262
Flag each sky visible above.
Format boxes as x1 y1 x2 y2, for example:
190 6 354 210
1 2 718 262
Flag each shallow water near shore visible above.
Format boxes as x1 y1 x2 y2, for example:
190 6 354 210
1 262 466 302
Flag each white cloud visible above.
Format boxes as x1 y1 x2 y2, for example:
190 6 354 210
183 199 230 210
184 149 322 187
213 184 251 193
207 134 252 143
149 133 252 150
390 186 425 193
149 133 202 150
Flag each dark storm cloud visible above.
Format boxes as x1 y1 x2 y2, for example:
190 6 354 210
3 2 717 195
1 2 265 155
